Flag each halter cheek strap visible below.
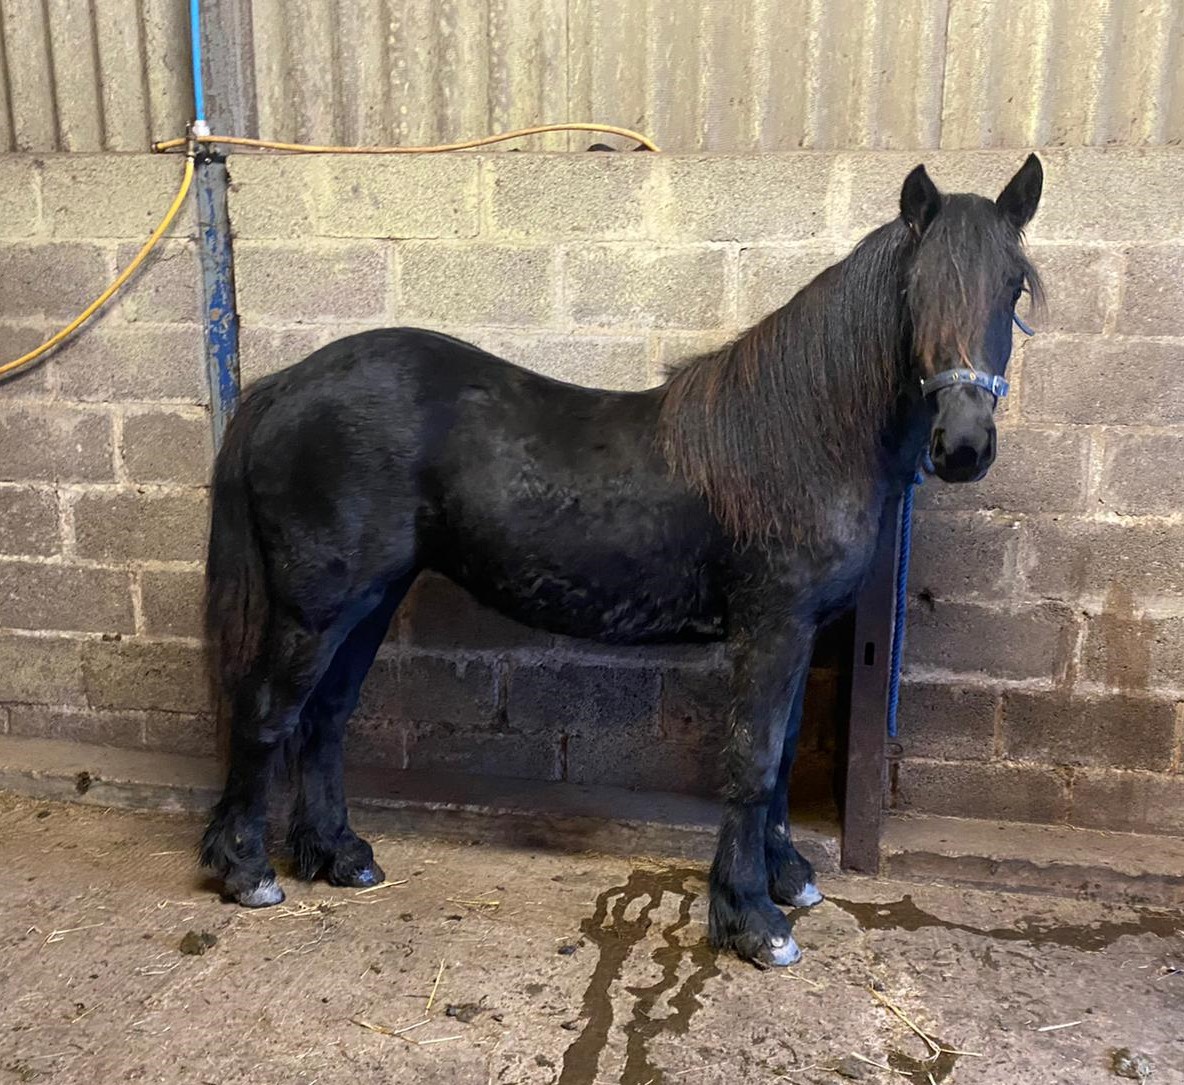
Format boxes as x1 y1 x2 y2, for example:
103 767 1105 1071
920 369 1010 402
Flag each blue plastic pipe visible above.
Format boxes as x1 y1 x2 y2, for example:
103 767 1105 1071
189 0 209 135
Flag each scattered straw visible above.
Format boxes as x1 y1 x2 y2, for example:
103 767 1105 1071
772 1062 829 1078
350 1016 430 1040
1036 1020 1083 1033
353 879 409 896
350 1016 460 1047
870 988 982 1059
135 961 182 977
446 898 500 910
43 923 103 946
426 959 446 1013
247 899 363 921
275 920 331 960
780 970 822 990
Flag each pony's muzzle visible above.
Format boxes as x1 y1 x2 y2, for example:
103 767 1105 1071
929 389 997 483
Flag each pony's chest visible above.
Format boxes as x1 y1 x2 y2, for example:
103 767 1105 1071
751 502 883 615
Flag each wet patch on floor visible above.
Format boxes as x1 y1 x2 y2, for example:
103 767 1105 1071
559 867 719 1085
829 893 1184 952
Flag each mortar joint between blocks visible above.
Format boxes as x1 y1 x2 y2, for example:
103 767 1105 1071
111 410 129 483
823 154 854 240
476 157 492 239
554 245 569 331
129 568 146 637
1170 703 1184 774
1100 247 1127 337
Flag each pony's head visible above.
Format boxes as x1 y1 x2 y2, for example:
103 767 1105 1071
901 155 1044 483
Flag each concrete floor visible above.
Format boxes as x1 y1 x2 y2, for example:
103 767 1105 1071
0 793 1180 1085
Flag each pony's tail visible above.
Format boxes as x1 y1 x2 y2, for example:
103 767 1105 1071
204 395 269 757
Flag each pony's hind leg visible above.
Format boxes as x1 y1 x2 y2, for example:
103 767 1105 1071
765 673 823 909
200 616 337 907
289 577 413 887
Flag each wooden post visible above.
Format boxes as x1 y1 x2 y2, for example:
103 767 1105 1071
840 494 903 873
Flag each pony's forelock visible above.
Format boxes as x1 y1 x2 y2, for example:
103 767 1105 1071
908 194 1043 373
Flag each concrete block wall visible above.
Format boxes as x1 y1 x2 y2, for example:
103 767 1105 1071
0 155 214 757
889 149 1184 836
1 148 1182 834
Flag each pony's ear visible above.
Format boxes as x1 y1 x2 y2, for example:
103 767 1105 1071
996 153 1043 230
900 164 941 236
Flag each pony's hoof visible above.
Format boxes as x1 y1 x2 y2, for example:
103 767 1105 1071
237 877 285 908
709 892 801 968
330 860 386 889
791 882 824 909
765 933 803 967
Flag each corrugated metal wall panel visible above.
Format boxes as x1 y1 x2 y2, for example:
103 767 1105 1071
143 0 195 140
0 8 11 152
46 0 104 151
0 0 192 152
242 0 1184 151
95 0 151 149
2 0 59 150
1096 0 1184 145
0 0 1180 153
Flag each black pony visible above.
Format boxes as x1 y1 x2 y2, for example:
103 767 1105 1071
201 156 1043 966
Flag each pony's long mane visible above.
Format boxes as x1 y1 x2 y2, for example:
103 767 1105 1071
658 197 1043 546
657 221 913 546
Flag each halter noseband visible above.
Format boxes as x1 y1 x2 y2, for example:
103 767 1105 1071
919 310 1033 405
920 368 1010 403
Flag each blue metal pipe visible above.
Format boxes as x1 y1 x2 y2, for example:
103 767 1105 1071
195 160 241 448
188 0 241 445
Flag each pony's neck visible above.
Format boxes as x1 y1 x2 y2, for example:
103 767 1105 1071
658 220 918 547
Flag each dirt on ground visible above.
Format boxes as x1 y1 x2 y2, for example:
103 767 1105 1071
0 792 1180 1085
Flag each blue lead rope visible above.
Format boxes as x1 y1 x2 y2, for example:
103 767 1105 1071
886 473 920 739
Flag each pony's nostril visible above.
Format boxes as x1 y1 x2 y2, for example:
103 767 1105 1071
931 429 946 459
942 442 981 473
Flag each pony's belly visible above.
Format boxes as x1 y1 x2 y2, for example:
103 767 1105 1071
441 558 726 645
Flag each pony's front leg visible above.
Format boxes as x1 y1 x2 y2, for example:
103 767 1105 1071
765 671 824 908
709 620 814 967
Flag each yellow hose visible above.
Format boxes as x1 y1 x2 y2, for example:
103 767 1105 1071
1 121 660 381
0 153 196 380
152 122 661 155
